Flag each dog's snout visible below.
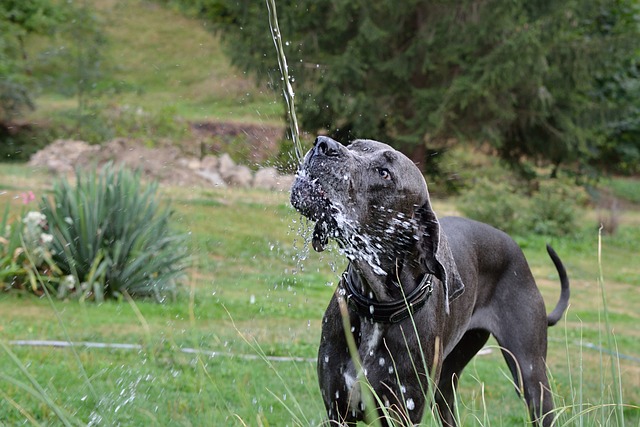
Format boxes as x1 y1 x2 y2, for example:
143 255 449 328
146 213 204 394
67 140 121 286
314 136 341 157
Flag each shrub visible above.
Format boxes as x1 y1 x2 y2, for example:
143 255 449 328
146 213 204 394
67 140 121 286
39 163 188 301
457 178 529 235
527 179 581 236
0 206 60 294
0 206 27 290
458 178 582 237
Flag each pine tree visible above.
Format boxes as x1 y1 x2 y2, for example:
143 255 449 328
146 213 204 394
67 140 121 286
187 0 639 175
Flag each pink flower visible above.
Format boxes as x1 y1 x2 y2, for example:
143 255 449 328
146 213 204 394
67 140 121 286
21 191 35 204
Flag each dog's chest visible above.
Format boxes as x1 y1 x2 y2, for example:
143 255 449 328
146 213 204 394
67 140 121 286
355 322 397 377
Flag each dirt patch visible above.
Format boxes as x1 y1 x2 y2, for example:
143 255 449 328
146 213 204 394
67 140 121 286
29 138 207 186
27 122 295 191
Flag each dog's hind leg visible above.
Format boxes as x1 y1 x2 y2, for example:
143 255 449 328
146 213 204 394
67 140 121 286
435 329 491 427
494 327 555 427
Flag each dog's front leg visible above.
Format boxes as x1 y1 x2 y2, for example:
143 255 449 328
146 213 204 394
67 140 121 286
318 292 364 425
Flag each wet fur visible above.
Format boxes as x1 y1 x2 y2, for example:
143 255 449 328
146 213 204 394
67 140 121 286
291 137 569 426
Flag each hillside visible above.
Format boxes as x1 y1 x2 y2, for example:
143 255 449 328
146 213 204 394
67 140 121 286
25 0 284 148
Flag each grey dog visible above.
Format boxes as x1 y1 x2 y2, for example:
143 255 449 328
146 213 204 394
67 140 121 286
290 136 570 426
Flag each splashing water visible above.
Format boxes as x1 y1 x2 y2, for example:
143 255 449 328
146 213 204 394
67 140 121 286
265 2 398 278
265 0 304 164
331 208 387 276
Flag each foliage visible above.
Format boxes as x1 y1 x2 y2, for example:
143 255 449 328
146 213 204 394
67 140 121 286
594 58 640 175
38 164 189 301
0 204 61 294
457 178 528 235
29 1 110 129
0 0 64 121
181 0 640 177
0 0 111 116
0 121 55 161
48 104 188 146
607 176 640 204
103 104 190 145
458 177 583 237
0 206 26 287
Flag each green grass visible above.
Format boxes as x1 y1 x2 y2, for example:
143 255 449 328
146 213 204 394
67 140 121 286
25 0 282 127
1 164 639 425
606 177 640 205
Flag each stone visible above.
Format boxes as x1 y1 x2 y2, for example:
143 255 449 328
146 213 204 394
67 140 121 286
195 170 227 187
218 153 236 179
200 155 218 171
253 167 280 190
223 164 253 188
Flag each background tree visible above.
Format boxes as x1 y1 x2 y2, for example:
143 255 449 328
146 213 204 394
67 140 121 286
176 0 639 177
1 0 111 155
0 0 63 122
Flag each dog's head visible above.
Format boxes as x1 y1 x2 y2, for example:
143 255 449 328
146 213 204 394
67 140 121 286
291 136 464 306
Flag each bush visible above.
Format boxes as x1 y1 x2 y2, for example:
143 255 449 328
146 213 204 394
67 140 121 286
458 178 582 237
0 206 26 289
527 179 582 236
0 205 60 294
0 122 56 162
457 178 529 235
39 163 189 301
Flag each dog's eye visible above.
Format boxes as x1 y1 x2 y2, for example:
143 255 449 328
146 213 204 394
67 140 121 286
377 168 392 180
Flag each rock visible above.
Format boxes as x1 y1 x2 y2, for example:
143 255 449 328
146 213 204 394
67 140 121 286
253 167 280 190
183 158 201 170
200 155 218 171
253 167 295 192
27 137 293 191
195 170 227 187
223 164 253 188
218 153 236 179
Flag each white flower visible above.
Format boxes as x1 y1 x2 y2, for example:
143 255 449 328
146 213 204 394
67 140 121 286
62 275 77 289
23 211 46 226
40 233 53 244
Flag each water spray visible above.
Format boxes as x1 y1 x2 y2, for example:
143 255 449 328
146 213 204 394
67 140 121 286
265 0 304 164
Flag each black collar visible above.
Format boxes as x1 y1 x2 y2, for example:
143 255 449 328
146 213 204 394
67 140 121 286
342 271 433 324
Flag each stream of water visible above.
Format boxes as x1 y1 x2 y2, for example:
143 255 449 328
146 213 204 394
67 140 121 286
265 0 304 164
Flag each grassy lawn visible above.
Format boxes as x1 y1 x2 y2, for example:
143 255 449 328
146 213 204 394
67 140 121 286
1 164 639 426
5 0 639 424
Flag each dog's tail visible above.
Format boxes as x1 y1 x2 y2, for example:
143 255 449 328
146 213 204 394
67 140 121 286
546 244 570 326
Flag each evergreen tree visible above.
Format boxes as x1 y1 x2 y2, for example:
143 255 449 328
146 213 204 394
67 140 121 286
175 0 639 175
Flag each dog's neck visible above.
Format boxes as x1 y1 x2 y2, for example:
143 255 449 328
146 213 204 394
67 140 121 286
339 215 424 301
350 247 424 302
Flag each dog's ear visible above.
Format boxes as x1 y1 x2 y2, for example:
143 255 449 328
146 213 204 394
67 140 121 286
415 202 465 313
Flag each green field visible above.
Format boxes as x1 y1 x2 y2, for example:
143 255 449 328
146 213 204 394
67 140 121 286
4 0 640 425
1 164 639 426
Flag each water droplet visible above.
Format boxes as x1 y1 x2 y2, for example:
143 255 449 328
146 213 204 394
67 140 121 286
407 398 415 410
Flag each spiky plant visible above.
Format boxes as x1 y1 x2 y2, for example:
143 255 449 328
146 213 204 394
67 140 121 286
40 163 188 301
